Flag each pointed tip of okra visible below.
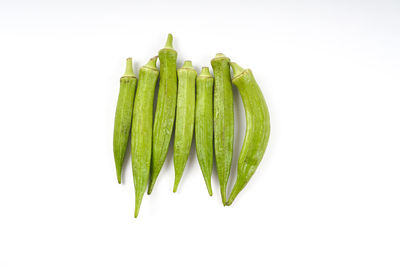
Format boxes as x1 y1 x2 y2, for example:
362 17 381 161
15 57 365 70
134 193 144 218
226 185 240 206
204 176 213 196
134 205 140 218
116 170 122 184
173 174 182 193
199 66 211 76
230 62 245 78
147 179 156 195
182 60 193 68
164 33 173 49
148 166 161 194
207 187 213 196
221 192 227 206
147 186 153 195
226 197 234 206
173 181 179 193
123 58 135 77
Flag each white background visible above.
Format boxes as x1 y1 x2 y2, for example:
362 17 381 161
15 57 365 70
0 0 399 266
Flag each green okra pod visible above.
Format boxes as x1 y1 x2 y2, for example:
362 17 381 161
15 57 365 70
211 53 234 205
131 56 159 218
113 58 137 184
226 62 270 206
148 34 178 194
173 60 197 192
195 67 214 196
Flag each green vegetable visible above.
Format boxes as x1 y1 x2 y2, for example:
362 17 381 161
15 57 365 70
195 67 214 196
131 56 159 218
226 62 270 206
148 34 178 194
211 53 234 205
113 58 137 184
173 60 197 192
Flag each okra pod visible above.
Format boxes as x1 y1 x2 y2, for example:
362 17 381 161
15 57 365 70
226 62 270 206
148 34 178 194
211 53 234 205
195 67 214 196
113 58 137 184
173 61 197 192
131 57 159 218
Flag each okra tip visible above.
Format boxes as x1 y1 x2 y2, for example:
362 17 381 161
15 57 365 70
226 186 240 206
225 198 233 206
199 66 211 76
134 195 144 218
206 183 213 196
164 33 174 49
123 57 135 77
230 62 244 78
147 185 154 195
220 188 227 206
173 186 178 193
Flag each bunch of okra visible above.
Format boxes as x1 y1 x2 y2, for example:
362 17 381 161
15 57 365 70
113 34 270 217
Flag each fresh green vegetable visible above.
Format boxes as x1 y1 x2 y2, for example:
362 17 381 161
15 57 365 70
132 56 159 218
148 34 178 194
173 60 197 192
195 67 214 196
226 62 270 206
211 53 234 205
113 58 137 184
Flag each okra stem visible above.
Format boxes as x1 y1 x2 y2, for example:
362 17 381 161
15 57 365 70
123 58 135 77
164 33 173 49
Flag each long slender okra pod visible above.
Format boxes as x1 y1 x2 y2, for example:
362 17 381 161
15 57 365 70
131 57 159 218
211 53 234 205
113 58 137 184
148 34 178 194
173 61 197 192
195 67 214 196
226 62 270 206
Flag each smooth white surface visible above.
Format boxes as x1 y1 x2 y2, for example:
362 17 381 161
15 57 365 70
0 0 399 266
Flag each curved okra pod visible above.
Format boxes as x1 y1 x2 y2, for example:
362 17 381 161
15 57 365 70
226 62 270 206
132 57 159 218
113 58 137 184
148 34 178 194
195 67 214 196
173 61 197 192
211 53 234 205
